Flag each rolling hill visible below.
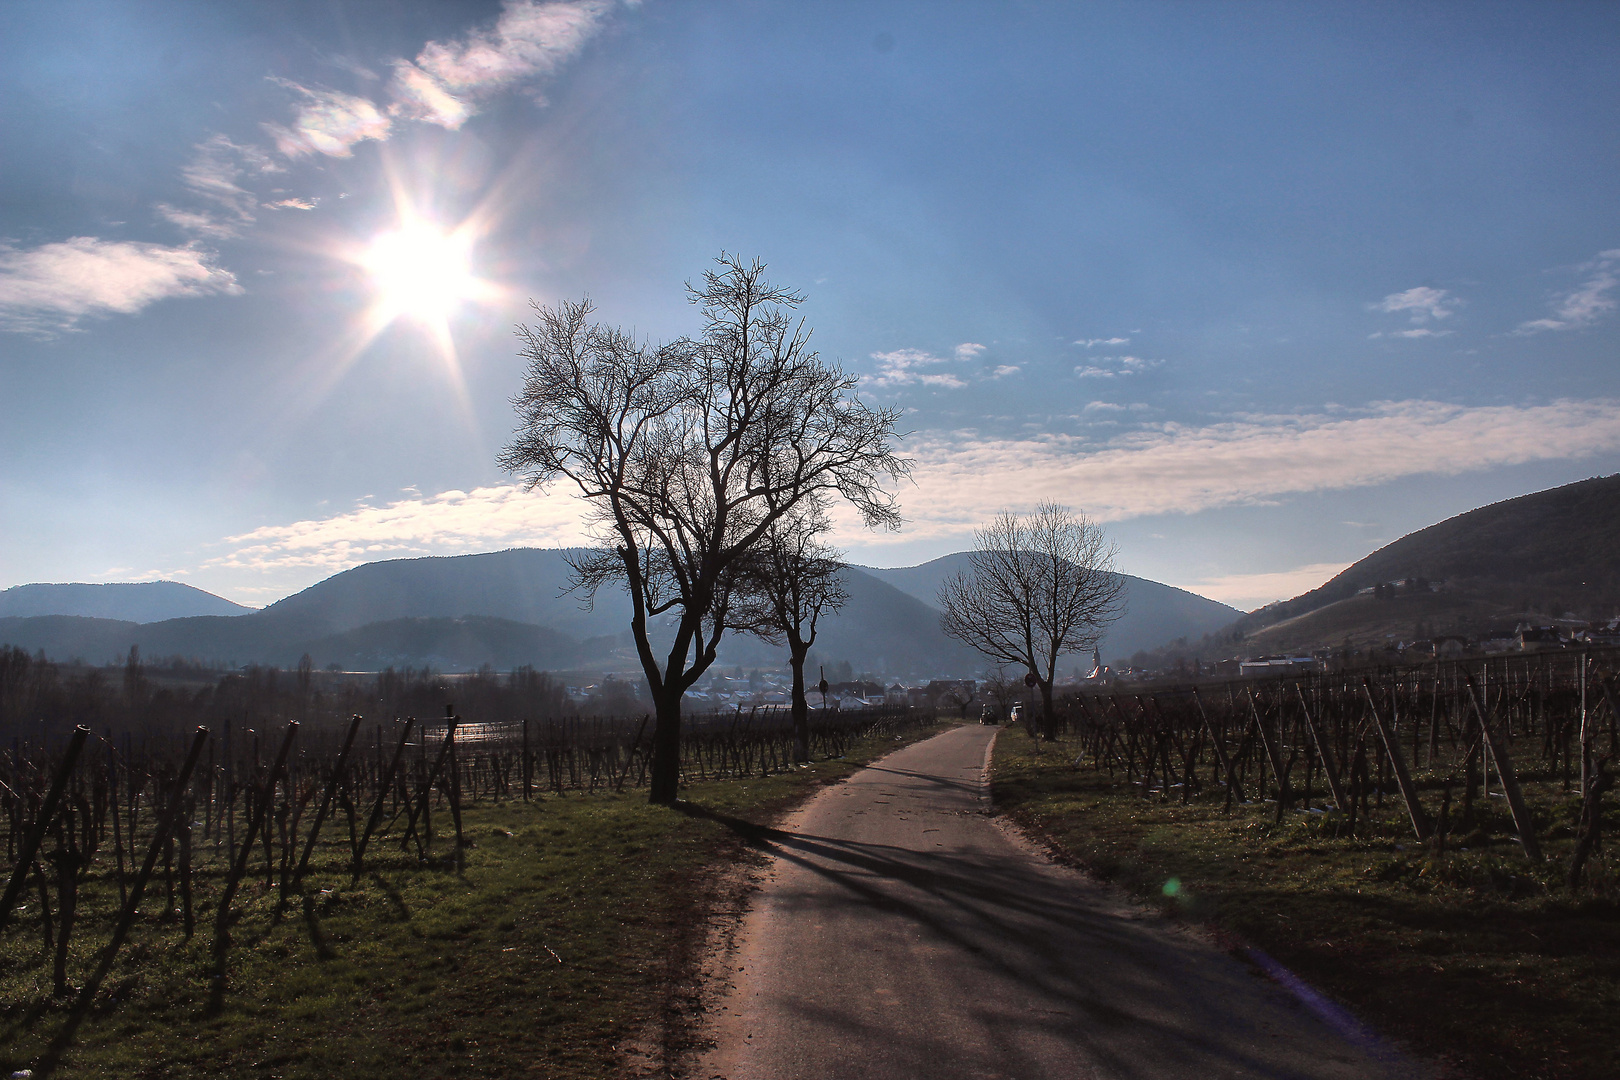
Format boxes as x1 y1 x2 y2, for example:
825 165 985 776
1142 474 1620 660
1 547 1231 678
0 581 249 622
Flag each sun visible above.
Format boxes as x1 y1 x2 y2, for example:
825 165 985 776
361 221 482 324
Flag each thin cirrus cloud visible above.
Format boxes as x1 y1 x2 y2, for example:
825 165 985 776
205 484 590 576
157 135 282 239
266 0 617 158
886 397 1620 541
1516 249 1620 334
1368 286 1461 339
1373 286 1460 322
0 238 241 334
202 397 1620 581
1075 355 1161 379
263 81 395 159
864 348 968 389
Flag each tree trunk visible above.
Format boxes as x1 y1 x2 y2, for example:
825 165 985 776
789 646 810 763
648 690 684 805
1039 679 1056 741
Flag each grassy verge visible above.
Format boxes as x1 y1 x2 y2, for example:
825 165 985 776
991 728 1620 1080
0 719 952 1080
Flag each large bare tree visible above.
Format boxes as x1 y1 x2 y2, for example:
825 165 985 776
499 255 907 803
733 502 849 762
938 503 1123 739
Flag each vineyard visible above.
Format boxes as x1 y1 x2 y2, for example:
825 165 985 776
0 645 932 1016
1050 648 1620 883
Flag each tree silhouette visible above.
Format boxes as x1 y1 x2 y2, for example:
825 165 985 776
499 255 908 803
938 503 1123 739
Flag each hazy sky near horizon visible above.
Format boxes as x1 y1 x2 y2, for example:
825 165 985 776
3 0 1618 612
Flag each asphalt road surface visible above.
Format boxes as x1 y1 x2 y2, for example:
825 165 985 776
700 724 1425 1080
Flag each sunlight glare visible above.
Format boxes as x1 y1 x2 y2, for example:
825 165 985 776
362 222 480 323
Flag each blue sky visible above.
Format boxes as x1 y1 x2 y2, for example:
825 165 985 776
2 0 1618 610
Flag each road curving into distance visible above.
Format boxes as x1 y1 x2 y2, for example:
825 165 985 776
699 723 1425 1080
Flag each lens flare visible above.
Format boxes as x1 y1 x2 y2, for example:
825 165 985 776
362 222 480 324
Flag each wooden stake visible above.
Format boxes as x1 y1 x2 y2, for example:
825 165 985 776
1361 679 1432 840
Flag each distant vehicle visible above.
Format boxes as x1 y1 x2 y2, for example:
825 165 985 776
1010 704 1024 726
979 704 997 726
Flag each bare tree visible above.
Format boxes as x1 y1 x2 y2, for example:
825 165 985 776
734 503 849 762
981 665 1023 724
938 503 1123 739
499 255 908 803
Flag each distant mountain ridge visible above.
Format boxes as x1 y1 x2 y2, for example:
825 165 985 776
1 548 1234 677
1137 474 1620 660
0 581 249 623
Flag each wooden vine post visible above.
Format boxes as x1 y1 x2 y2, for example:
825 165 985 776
1360 679 1432 840
0 724 90 935
216 720 299 921
352 716 417 879
1246 689 1291 810
1191 688 1243 800
82 726 210 1001
289 713 365 894
1462 673 1542 861
1294 683 1350 812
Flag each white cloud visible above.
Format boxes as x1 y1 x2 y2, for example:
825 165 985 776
198 398 1620 591
391 0 613 129
207 484 589 575
865 348 967 389
1176 562 1354 612
990 364 1020 378
1516 249 1620 334
953 342 986 361
0 238 241 334
852 398 1620 547
1075 337 1129 347
266 198 318 211
263 82 393 158
258 2 618 159
1373 286 1460 323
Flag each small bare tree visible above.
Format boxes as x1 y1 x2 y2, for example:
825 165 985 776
938 503 1123 739
734 502 849 762
499 255 908 803
981 665 1023 724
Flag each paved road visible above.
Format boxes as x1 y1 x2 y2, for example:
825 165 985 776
700 724 1423 1080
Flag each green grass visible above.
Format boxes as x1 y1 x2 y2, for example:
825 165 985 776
991 728 1620 1080
0 720 951 1079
